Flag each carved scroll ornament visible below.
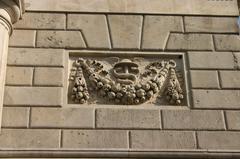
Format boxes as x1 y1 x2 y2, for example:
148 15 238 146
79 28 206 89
69 57 184 105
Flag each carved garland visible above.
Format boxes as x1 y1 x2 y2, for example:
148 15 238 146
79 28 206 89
69 58 184 105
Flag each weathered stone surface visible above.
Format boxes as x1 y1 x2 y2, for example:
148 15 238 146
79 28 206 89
108 15 142 49
68 14 110 49
236 53 240 69
193 90 240 109
8 48 64 66
220 71 240 88
226 111 240 130
166 33 213 51
131 131 195 149
96 108 160 129
2 107 29 128
214 35 240 51
4 87 63 106
63 130 128 149
0 129 60 148
37 31 86 48
31 108 94 128
188 52 234 69
25 0 239 16
34 67 64 86
14 13 66 29
162 110 224 130
190 70 219 88
185 17 238 33
198 131 240 150
9 30 36 47
142 16 183 50
6 67 33 86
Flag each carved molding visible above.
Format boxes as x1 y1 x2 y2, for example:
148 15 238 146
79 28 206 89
69 55 186 106
0 0 24 34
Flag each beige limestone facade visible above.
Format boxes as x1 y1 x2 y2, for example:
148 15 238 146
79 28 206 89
0 0 240 158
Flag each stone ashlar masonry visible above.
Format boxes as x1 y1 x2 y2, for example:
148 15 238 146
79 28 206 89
1 8 240 157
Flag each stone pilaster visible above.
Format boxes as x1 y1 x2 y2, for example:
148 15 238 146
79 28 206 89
0 0 24 129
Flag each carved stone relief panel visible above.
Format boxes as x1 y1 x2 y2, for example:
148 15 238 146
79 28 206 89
67 51 189 106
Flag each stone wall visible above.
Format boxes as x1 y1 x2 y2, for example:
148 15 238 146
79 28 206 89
1 0 240 158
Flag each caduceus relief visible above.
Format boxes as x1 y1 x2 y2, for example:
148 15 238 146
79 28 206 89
69 57 184 105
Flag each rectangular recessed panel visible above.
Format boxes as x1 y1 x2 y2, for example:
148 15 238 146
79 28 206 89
67 51 189 107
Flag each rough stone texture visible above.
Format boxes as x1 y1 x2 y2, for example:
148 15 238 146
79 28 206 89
190 70 219 88
166 33 213 51
185 16 238 33
235 53 240 69
31 108 94 128
2 107 29 128
131 131 196 149
214 35 240 51
4 87 63 106
108 15 142 49
6 67 33 86
220 71 240 89
37 31 86 48
0 129 60 148
162 110 224 130
142 16 183 50
198 131 240 150
25 0 239 16
188 52 234 69
68 14 110 49
8 48 65 66
63 130 128 149
193 90 240 109
96 108 160 129
34 67 64 86
9 30 36 47
14 13 66 29
225 111 240 130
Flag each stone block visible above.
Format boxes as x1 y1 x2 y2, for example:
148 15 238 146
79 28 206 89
188 52 234 69
131 130 195 149
142 16 183 50
34 67 64 86
198 131 240 150
162 110 224 130
9 30 36 47
108 15 142 49
2 107 29 128
214 35 240 51
96 108 160 129
25 0 239 16
193 90 240 109
0 129 60 148
31 108 94 128
8 48 64 67
190 70 219 88
62 130 128 149
166 33 213 51
68 14 110 49
220 71 240 88
6 67 33 86
185 16 238 33
37 31 86 48
14 13 66 29
226 111 240 130
4 87 63 106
